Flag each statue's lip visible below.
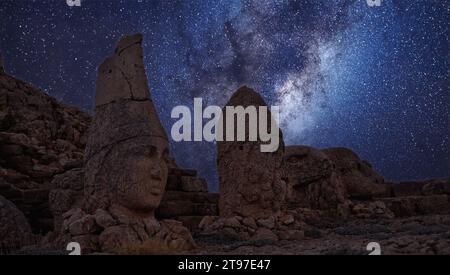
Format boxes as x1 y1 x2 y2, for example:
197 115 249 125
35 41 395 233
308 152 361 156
149 189 162 196
150 175 162 181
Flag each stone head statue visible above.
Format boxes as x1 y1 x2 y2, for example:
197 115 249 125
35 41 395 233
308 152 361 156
217 86 286 219
83 34 169 215
283 146 347 210
323 147 387 199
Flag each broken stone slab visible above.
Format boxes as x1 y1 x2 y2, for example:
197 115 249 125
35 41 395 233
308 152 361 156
96 33 150 106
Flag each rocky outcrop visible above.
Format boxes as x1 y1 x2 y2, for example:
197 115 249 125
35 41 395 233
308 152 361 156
217 86 285 219
48 168 84 232
380 179 450 218
0 69 90 233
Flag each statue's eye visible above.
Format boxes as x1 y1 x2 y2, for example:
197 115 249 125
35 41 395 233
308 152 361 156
162 148 169 159
288 156 299 163
148 146 157 157
287 154 307 163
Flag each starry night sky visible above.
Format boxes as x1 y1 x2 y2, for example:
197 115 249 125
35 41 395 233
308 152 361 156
1 0 449 191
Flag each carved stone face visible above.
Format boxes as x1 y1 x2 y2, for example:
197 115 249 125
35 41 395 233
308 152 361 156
116 142 169 213
283 146 333 189
282 146 346 210
84 136 169 215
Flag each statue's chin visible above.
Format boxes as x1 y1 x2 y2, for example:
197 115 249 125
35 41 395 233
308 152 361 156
111 202 157 218
118 192 161 214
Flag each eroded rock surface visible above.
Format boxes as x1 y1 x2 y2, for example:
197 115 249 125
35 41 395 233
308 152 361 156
0 195 33 250
0 69 90 233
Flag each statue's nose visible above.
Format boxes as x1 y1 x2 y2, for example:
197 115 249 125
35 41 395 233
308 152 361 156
150 165 162 180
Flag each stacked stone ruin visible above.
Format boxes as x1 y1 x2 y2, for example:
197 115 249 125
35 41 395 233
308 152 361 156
156 163 219 233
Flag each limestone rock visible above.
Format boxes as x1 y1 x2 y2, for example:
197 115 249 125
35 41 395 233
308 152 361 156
68 214 99 236
0 71 90 233
277 229 304 241
251 228 278 242
93 209 116 229
217 86 285 219
48 168 84 232
159 219 197 251
350 201 395 219
99 225 141 253
382 195 450 217
0 195 33 248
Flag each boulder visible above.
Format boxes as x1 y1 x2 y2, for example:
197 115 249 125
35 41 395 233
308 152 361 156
0 195 33 250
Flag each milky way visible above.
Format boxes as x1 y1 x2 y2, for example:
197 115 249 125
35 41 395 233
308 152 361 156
1 0 448 191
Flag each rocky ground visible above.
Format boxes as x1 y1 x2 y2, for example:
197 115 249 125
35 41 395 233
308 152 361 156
193 215 450 255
